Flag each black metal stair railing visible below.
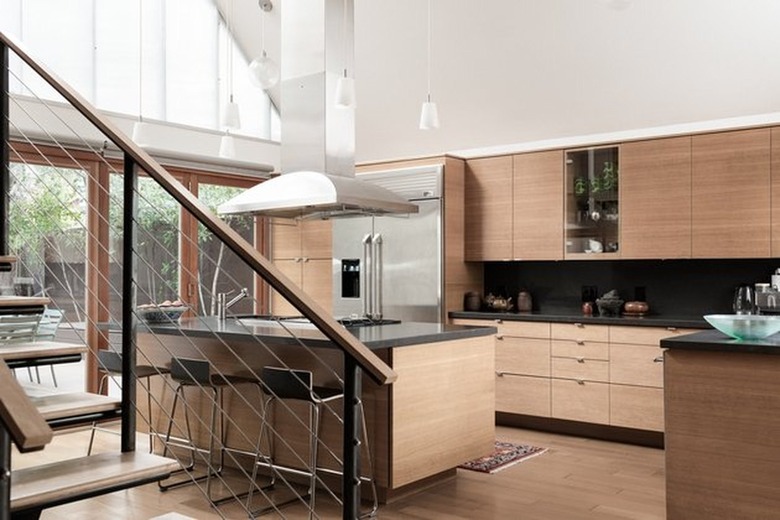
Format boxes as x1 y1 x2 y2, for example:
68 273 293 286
0 28 395 520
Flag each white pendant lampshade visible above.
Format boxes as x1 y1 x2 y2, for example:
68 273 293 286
419 98 440 130
219 133 236 158
335 73 355 108
221 100 241 129
249 51 280 90
132 120 152 146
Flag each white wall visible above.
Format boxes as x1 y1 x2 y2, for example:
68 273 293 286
352 0 780 162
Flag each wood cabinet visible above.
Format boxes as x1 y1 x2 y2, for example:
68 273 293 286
452 318 550 417
513 151 564 260
665 349 780 519
466 152 563 261
465 156 513 260
771 127 780 256
551 323 610 423
270 219 332 316
621 136 692 259
691 128 771 258
455 317 700 432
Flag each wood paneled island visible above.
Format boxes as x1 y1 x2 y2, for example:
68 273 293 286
137 318 496 502
661 329 780 519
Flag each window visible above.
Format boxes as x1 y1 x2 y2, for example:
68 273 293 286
0 0 278 140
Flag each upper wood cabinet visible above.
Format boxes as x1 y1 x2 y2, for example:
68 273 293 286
771 127 780 256
466 153 563 261
621 136 692 259
270 219 333 316
691 128 771 258
513 151 564 260
465 156 513 260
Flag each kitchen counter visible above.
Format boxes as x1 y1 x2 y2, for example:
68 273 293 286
145 316 497 350
450 310 709 329
136 315 496 502
663 328 780 518
660 328 780 354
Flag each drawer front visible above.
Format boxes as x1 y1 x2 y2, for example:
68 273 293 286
551 378 609 424
610 343 664 387
451 318 499 330
497 337 550 377
551 322 609 342
552 357 609 382
610 384 664 431
551 339 609 360
496 374 551 417
496 320 550 339
609 325 700 345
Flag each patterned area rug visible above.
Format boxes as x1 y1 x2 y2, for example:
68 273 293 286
458 440 548 474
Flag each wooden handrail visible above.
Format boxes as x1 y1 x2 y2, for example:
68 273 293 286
0 31 396 386
0 361 52 452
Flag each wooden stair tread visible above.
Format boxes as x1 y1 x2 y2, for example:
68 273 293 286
0 256 17 263
22 384 121 421
10 452 180 513
0 296 50 308
0 341 87 361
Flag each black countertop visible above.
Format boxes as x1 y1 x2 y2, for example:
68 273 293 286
660 328 780 355
140 316 497 351
449 311 709 329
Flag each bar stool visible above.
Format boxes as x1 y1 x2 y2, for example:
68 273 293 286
87 350 170 455
247 366 377 519
158 357 258 506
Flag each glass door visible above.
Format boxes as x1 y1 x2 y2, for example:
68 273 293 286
565 146 619 257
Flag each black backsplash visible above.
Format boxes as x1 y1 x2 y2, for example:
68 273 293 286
483 259 780 317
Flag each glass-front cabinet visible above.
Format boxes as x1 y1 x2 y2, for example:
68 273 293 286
565 146 619 257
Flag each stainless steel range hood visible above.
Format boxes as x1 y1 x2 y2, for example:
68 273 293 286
218 0 417 219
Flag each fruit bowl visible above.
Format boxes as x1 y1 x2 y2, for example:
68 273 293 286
136 304 187 324
703 314 780 340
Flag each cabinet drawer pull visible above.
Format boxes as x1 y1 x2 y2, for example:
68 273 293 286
576 379 585 385
576 339 585 345
495 319 503 324
666 326 678 332
575 322 584 328
576 357 585 363
496 334 504 340
653 356 664 363
496 370 505 377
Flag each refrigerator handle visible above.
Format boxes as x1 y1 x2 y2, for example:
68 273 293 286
372 234 383 320
362 234 372 318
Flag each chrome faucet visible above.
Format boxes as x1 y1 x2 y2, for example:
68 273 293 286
217 287 248 320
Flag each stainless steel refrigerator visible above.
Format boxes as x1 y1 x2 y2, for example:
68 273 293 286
332 165 443 323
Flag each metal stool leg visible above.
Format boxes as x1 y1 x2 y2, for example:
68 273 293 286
247 390 278 516
308 403 320 520
87 373 110 455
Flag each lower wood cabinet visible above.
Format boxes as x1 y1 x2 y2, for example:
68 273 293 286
496 374 550 417
455 317 700 432
551 379 610 424
610 385 664 431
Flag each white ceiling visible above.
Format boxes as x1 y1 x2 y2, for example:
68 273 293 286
227 0 780 163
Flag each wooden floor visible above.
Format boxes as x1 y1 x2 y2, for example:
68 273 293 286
15 425 665 519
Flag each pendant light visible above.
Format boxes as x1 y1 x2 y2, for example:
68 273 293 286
419 0 439 130
132 0 151 146
248 1 280 90
220 0 240 158
334 0 355 108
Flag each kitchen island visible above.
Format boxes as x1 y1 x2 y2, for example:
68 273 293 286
137 317 496 501
661 329 780 520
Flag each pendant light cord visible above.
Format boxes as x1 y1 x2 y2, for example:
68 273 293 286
138 0 143 122
228 0 234 102
426 0 432 101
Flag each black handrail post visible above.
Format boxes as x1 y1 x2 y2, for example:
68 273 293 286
0 423 10 520
121 153 137 453
343 355 362 519
1 41 9 257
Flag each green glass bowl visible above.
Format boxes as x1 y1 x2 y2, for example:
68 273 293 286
704 314 780 340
